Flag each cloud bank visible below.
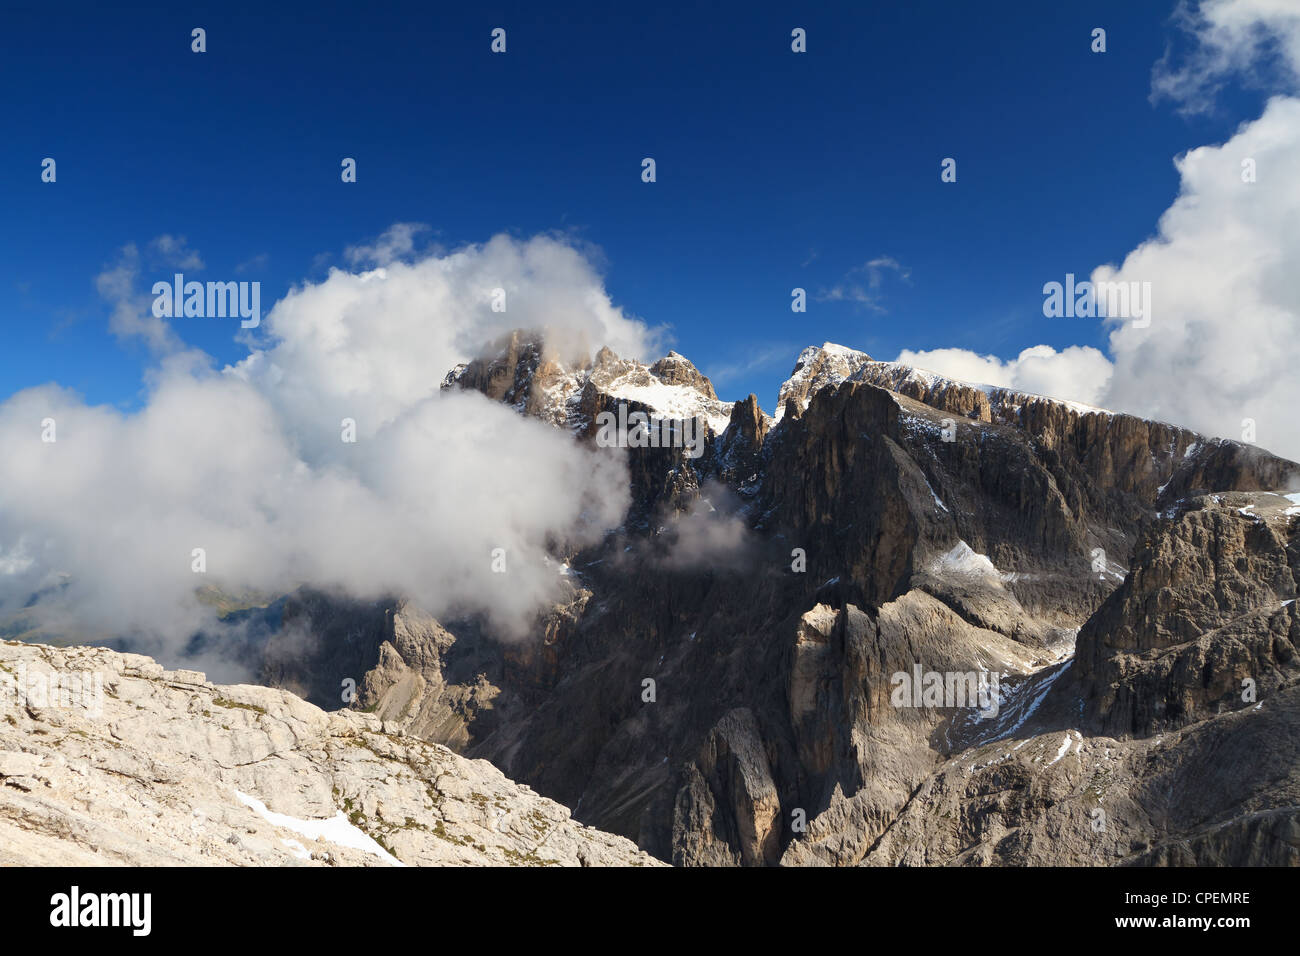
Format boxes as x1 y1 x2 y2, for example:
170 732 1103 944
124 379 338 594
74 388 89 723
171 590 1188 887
0 233 652 668
895 1 1300 462
894 345 1114 409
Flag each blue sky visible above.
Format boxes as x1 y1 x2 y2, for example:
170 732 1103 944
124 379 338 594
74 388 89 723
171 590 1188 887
0 0 1280 412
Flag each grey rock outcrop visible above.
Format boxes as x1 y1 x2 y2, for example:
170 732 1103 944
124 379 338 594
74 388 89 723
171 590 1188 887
0 641 661 866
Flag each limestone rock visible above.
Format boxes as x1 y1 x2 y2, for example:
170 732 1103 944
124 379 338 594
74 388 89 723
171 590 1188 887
0 642 661 867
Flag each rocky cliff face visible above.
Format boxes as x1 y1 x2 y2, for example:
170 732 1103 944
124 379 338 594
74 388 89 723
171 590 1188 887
0 641 660 866
1076 491 1300 737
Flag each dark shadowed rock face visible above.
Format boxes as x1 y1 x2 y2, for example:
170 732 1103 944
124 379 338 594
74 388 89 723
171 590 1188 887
263 335 1300 866
1075 492 1299 738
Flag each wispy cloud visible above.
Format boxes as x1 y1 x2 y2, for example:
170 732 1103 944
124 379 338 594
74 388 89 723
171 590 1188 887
816 255 911 312
149 235 204 271
704 343 798 392
344 223 432 267
1152 0 1300 114
235 253 269 274
95 241 182 353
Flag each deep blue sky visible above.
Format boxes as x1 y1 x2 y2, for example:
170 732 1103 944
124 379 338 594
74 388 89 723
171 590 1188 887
0 0 1270 411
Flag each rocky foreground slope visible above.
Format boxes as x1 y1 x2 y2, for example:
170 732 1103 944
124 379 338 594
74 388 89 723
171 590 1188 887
0 641 660 866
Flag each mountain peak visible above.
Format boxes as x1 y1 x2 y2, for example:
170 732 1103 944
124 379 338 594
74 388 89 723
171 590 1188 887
775 343 874 421
445 331 734 435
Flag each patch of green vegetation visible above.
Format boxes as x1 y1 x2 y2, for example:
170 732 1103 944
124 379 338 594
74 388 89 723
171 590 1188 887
194 583 275 618
345 735 392 762
431 818 470 846
341 801 403 862
503 846 558 867
211 697 267 716
524 809 550 839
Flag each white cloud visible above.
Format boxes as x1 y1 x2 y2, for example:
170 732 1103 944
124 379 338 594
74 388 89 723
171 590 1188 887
1097 95 1300 459
3 233 654 667
893 345 1114 408
896 2 1300 462
149 234 205 271
862 256 911 289
817 255 911 312
95 242 182 354
1109 0 1300 458
1152 0 1300 113
651 485 755 572
233 233 659 463
344 222 432 267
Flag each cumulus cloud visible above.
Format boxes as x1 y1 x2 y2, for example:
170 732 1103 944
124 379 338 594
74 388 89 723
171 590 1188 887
1097 95 1300 458
232 233 659 463
895 2 1300 462
3 233 653 667
893 345 1114 408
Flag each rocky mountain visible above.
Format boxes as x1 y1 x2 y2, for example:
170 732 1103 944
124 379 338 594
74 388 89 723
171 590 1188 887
237 334 1300 866
11 333 1298 867
0 641 660 866
442 329 736 437
855 490 1300 866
